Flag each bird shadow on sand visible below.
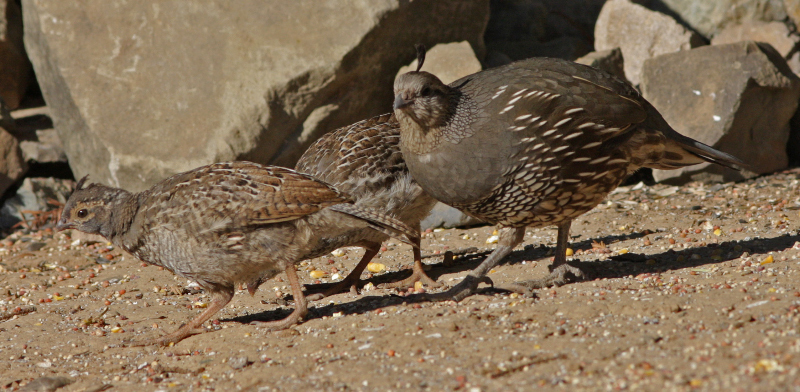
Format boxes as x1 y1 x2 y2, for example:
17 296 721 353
225 230 799 326
301 229 650 293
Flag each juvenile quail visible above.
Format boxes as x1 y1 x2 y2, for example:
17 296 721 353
56 162 418 346
296 113 438 297
393 46 744 301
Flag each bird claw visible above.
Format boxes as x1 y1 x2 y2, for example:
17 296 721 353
380 267 442 290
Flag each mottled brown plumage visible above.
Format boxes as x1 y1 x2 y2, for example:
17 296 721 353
56 162 418 345
296 113 438 296
394 47 744 301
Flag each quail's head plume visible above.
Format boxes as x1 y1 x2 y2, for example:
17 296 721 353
57 162 418 346
393 45 745 302
393 45 459 131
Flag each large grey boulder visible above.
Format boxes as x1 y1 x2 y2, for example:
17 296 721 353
639 0 790 40
595 0 704 86
23 0 489 192
712 21 799 58
0 0 31 109
642 42 800 183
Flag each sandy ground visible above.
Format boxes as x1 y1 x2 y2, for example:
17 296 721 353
2 169 800 391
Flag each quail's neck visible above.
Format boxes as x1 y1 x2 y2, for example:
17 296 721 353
103 192 138 242
397 113 444 156
399 93 475 156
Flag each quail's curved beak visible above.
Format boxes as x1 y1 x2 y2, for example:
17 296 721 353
393 94 411 110
55 217 73 231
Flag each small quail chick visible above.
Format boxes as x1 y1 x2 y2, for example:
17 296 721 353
296 113 438 297
56 162 418 346
393 46 744 301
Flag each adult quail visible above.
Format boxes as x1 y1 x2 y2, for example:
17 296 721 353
56 162 418 346
393 46 744 301
296 113 439 297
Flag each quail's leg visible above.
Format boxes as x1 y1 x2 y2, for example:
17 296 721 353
251 264 308 330
306 246 380 301
516 220 585 289
128 289 234 347
416 227 526 302
383 236 442 289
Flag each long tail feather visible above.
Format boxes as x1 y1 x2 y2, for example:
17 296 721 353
642 127 749 171
668 130 747 170
328 203 420 247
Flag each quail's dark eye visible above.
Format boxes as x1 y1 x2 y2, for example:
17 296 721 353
76 209 88 218
420 86 432 97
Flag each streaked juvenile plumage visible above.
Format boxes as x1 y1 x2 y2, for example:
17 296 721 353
296 113 438 296
57 161 417 345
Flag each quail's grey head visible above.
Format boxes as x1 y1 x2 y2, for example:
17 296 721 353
57 176 131 237
393 44 457 130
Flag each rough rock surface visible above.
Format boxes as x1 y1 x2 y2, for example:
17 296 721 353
575 48 627 82
0 99 27 197
642 42 800 183
396 42 482 85
640 0 790 39
595 0 704 86
0 0 30 109
712 21 799 58
22 0 489 192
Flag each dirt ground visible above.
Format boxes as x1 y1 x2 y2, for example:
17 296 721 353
2 169 800 391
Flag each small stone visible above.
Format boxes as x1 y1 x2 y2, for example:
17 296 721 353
228 356 252 370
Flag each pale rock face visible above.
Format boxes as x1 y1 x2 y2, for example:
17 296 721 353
23 0 489 192
712 21 799 58
642 42 800 183
595 0 704 86
396 42 482 86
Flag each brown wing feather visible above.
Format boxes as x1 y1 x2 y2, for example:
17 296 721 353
141 162 350 227
295 113 406 198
